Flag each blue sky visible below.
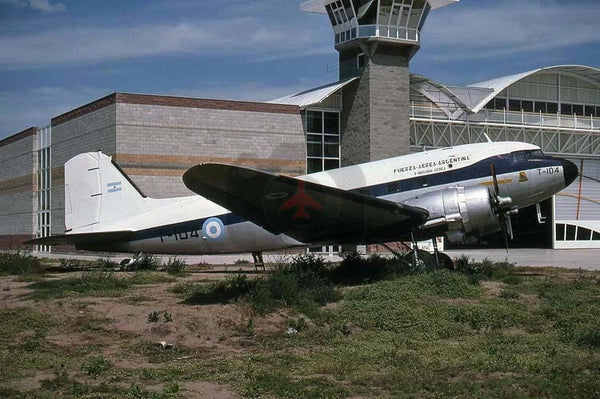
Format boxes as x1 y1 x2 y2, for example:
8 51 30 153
0 0 599 139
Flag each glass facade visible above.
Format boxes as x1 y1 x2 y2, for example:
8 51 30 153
323 0 428 45
555 223 600 242
305 110 341 174
36 126 51 252
483 74 600 116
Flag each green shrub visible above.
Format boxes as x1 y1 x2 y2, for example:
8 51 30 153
500 289 520 299
129 272 175 285
415 269 482 298
125 254 161 271
80 355 112 377
455 256 516 282
250 254 339 315
184 274 255 305
138 254 162 271
331 252 413 284
148 311 160 323
27 271 131 299
96 258 119 269
0 250 42 275
164 257 186 275
181 254 340 316
59 258 85 269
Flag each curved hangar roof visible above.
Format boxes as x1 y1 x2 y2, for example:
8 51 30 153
270 65 600 116
466 65 600 113
416 65 600 116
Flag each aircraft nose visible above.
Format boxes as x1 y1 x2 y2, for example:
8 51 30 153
561 159 579 187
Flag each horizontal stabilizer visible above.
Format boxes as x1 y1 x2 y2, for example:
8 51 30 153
183 164 429 245
25 231 134 248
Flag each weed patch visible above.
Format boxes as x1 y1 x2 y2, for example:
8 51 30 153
128 271 176 285
164 257 187 275
26 271 130 299
80 355 112 377
0 250 43 275
183 274 255 305
330 252 413 284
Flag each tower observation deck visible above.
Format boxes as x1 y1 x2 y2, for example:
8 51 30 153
302 0 458 54
301 0 459 164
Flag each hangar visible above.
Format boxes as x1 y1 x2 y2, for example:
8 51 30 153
0 0 598 252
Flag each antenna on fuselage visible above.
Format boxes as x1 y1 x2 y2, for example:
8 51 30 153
484 133 493 143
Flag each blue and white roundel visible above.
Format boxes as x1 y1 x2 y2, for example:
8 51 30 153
202 217 225 240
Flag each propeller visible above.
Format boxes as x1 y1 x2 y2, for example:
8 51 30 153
490 163 514 252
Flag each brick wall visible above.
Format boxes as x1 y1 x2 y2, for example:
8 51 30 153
0 234 35 250
0 129 36 237
50 104 118 234
46 94 305 232
340 43 412 166
114 102 306 198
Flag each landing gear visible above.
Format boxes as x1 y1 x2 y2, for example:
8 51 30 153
411 231 420 269
120 251 143 271
252 251 265 272
383 236 454 270
430 238 454 269
437 252 454 269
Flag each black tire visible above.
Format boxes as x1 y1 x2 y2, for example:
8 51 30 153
438 252 454 270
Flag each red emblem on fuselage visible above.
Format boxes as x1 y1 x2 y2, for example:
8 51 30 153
280 181 323 220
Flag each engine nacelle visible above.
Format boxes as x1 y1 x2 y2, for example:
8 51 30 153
402 186 500 243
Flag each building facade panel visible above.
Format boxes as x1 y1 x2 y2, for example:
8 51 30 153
50 104 118 235
0 131 36 245
114 102 306 198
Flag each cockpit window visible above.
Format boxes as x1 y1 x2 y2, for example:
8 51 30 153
511 151 527 163
528 149 544 158
511 149 545 163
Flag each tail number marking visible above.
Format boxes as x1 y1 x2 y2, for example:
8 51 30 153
537 167 560 175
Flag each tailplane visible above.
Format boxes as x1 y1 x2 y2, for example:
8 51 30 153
65 152 150 232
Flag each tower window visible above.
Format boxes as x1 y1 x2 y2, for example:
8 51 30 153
357 53 365 69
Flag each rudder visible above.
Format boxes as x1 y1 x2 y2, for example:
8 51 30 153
65 152 148 233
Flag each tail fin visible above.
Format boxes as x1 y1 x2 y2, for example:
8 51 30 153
65 152 149 232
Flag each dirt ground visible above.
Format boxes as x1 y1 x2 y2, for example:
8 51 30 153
0 268 294 398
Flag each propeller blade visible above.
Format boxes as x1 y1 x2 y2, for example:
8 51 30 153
499 213 510 253
490 163 500 196
505 214 514 240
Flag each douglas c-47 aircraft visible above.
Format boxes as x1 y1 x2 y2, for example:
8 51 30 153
28 140 578 265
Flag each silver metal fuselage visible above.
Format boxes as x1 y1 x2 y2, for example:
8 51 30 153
88 142 575 254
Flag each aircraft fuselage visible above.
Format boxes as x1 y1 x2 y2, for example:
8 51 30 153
83 141 576 254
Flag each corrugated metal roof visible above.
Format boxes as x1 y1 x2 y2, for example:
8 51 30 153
268 77 359 108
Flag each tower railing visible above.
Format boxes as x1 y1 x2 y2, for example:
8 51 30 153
336 24 420 45
410 103 600 131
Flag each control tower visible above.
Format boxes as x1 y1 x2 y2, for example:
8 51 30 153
301 0 459 164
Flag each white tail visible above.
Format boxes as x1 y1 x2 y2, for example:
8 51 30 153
65 152 151 233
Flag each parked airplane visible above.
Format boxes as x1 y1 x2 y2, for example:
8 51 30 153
28 140 578 264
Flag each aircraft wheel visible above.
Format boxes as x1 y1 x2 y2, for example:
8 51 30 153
120 259 131 271
437 252 454 270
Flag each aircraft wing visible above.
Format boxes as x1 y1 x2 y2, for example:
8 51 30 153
25 231 134 249
183 164 429 245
